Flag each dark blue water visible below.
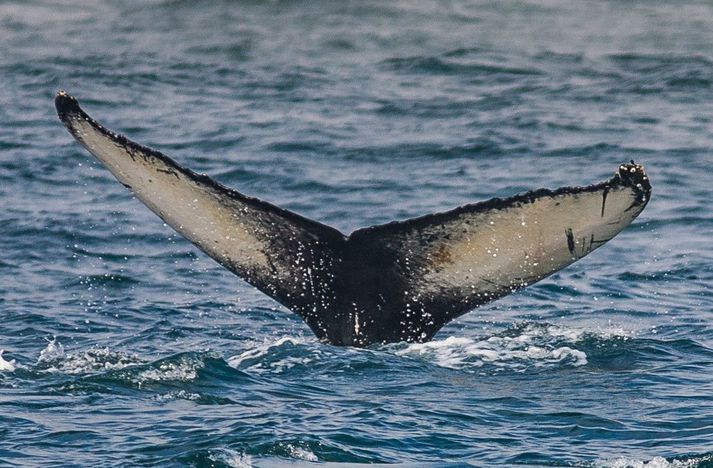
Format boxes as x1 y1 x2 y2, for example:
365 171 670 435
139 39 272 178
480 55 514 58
2 1 713 466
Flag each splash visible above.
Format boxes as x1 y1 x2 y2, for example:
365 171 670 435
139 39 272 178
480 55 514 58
0 349 16 372
155 390 202 402
34 337 208 387
36 338 142 374
227 336 303 367
227 336 320 374
208 449 253 468
387 323 599 372
133 356 204 387
595 454 713 468
286 444 318 462
223 324 640 375
38 337 65 364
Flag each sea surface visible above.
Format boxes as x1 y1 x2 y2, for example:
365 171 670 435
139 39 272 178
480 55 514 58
1 1 713 466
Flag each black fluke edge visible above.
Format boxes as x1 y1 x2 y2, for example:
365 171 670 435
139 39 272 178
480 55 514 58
55 91 81 116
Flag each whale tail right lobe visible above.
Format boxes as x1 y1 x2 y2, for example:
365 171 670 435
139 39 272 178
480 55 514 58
347 163 651 344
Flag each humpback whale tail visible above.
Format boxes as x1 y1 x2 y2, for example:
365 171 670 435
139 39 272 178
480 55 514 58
55 91 651 347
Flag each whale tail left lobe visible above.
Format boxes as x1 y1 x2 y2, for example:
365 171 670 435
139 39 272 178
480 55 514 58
55 91 349 340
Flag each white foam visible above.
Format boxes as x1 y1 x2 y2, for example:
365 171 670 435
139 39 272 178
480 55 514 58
0 350 16 372
135 358 203 387
266 356 316 373
287 444 318 462
543 323 635 342
37 339 142 375
209 449 253 468
226 336 325 375
38 337 65 364
155 390 201 402
227 336 304 368
35 337 211 388
595 455 712 468
389 323 593 372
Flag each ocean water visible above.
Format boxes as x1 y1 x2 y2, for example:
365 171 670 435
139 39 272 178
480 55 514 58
1 0 713 466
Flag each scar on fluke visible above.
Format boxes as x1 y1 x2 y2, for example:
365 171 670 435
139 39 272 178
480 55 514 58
565 228 576 257
601 187 609 217
55 91 652 347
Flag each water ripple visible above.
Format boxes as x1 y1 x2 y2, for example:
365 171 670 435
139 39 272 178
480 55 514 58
2 0 713 465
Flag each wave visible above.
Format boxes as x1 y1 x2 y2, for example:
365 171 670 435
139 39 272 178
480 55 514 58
224 323 647 377
593 453 713 468
33 338 209 389
227 336 327 375
386 323 595 372
131 357 205 387
606 53 713 93
36 338 142 374
0 349 16 372
382 55 541 77
202 445 318 467
208 449 253 468
202 443 319 467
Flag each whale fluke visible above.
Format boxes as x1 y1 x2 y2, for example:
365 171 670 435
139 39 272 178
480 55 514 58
55 91 651 347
